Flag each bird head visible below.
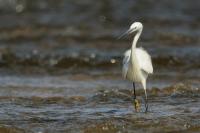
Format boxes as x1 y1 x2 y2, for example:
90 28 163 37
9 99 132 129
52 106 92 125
129 22 143 33
118 22 143 39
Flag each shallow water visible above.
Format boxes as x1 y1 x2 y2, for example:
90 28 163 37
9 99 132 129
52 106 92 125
0 0 199 133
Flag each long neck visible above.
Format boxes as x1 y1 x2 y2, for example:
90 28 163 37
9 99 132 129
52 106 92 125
130 29 142 68
132 29 142 49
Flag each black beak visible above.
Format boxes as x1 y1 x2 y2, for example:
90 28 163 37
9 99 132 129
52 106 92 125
118 28 136 39
118 29 132 39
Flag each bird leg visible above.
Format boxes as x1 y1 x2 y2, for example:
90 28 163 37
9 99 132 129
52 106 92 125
132 83 140 112
144 89 148 113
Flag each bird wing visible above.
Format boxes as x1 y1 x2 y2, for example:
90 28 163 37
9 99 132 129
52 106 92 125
122 49 131 78
136 47 153 74
122 48 153 78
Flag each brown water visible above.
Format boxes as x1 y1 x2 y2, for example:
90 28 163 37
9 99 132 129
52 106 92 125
0 0 199 133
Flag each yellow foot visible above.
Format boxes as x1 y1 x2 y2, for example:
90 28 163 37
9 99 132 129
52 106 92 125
133 99 140 112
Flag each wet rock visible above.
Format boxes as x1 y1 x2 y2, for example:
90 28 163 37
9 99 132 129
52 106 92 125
84 121 121 133
0 126 26 133
166 83 200 98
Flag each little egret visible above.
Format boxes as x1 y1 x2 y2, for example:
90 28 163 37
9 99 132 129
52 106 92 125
121 22 153 112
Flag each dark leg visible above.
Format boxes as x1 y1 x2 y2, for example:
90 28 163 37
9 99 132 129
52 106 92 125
145 98 148 113
133 82 136 100
144 90 148 113
132 82 140 112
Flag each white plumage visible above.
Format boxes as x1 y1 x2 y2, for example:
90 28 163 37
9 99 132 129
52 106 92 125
123 48 153 79
121 22 153 112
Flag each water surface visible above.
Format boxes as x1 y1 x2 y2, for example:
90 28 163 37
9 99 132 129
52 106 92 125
0 0 199 132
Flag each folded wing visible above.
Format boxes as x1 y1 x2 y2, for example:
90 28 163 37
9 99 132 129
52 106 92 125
122 49 131 78
122 48 153 79
136 48 153 74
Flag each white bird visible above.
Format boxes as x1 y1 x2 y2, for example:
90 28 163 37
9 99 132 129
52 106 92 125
121 22 153 112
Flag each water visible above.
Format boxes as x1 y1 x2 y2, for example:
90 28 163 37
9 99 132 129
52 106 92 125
0 0 199 132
